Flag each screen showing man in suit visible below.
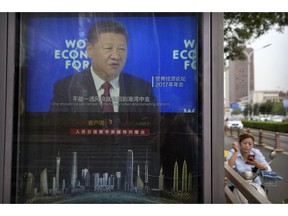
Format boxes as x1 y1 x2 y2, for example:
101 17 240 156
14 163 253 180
49 20 159 113
15 13 201 204
24 14 197 113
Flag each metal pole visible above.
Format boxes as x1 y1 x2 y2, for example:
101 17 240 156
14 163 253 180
243 49 254 119
247 52 251 118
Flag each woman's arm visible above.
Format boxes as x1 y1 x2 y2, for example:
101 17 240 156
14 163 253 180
227 142 239 167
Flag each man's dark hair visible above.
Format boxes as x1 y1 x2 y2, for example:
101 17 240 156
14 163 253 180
87 20 128 44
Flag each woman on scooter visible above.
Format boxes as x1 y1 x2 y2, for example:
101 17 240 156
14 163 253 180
226 132 271 186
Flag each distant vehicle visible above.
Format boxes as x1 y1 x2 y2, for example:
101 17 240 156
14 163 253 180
271 115 285 122
225 116 244 129
260 115 272 122
252 116 261 121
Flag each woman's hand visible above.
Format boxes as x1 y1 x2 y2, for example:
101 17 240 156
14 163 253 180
232 142 239 152
246 159 267 170
245 158 256 166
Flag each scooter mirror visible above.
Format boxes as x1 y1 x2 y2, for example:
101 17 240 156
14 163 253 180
269 150 276 160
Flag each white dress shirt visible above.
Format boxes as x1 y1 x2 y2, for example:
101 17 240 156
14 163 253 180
90 66 120 112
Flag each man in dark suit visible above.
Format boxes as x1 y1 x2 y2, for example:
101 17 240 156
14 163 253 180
49 68 158 113
49 20 160 190
49 20 158 113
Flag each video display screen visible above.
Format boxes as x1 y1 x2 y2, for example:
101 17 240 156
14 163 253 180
15 13 202 204
24 14 197 113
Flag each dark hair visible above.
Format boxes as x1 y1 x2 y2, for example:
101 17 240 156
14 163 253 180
87 20 128 44
239 132 254 143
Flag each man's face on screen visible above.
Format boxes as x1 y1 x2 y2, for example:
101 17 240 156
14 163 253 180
87 32 127 81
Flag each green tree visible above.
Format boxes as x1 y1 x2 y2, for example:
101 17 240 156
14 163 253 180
253 103 260 116
272 102 286 115
231 108 241 115
244 104 252 117
259 101 274 115
224 13 288 60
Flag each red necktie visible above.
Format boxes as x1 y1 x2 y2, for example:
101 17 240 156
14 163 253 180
101 82 114 112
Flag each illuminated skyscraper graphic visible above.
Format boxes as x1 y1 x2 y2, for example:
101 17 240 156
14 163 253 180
52 177 57 194
136 165 144 189
116 172 121 191
94 173 100 185
172 160 179 192
103 173 108 186
56 149 61 190
188 172 192 192
62 179 66 193
158 166 164 190
181 160 188 192
108 174 114 186
125 150 134 190
93 173 100 191
26 172 35 197
144 147 149 185
82 168 90 188
71 152 78 189
40 168 48 195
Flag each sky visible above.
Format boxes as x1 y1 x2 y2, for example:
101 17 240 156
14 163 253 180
249 27 288 92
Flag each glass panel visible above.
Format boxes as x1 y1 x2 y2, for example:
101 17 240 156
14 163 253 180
14 13 202 203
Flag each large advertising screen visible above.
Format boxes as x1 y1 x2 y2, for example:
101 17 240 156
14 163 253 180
24 14 197 113
15 13 202 204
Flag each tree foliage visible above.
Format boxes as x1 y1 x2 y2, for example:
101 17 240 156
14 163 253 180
271 102 286 115
259 101 273 115
231 108 241 115
244 101 286 116
224 13 288 60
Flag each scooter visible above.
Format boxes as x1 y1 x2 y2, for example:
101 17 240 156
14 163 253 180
233 150 283 203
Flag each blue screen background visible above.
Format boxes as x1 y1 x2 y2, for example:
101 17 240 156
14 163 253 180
25 15 197 112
